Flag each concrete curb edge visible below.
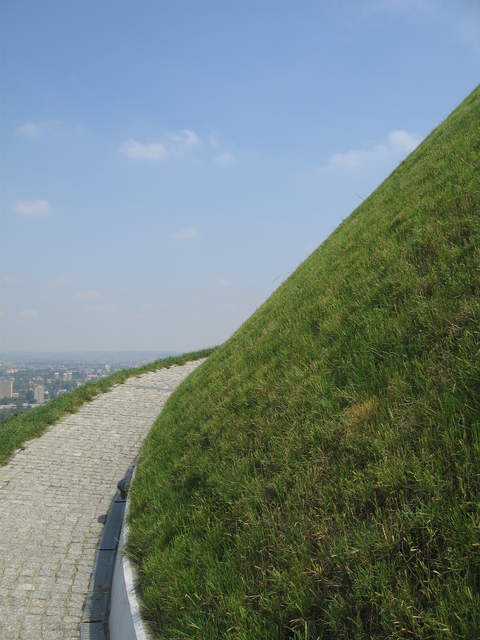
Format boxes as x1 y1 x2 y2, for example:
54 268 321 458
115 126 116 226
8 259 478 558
109 465 152 640
80 465 138 639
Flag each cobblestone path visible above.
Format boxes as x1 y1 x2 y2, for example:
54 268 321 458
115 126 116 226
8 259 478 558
0 360 204 639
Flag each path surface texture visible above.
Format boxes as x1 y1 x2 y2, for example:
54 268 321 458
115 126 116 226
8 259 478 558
0 360 204 639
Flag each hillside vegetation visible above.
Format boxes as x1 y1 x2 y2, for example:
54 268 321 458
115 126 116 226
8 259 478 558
0 349 214 467
129 87 480 639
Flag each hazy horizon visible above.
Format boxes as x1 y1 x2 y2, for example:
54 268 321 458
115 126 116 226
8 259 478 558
0 349 179 364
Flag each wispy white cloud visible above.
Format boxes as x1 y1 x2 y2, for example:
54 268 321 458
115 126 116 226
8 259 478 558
214 152 236 166
386 130 421 152
169 129 200 147
119 129 238 166
19 308 38 319
119 139 167 160
17 122 42 137
1 274 19 286
76 289 117 312
76 290 101 302
12 199 52 217
88 303 118 313
319 129 422 172
119 129 201 161
169 227 200 240
16 120 86 138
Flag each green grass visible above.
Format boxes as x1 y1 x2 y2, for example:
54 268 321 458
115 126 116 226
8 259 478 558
129 86 480 639
0 348 214 467
132 87 480 637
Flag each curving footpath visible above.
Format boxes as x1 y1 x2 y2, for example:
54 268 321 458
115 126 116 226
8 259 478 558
0 360 204 640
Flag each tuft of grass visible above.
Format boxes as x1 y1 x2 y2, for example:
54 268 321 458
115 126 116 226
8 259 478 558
129 85 480 639
0 348 215 467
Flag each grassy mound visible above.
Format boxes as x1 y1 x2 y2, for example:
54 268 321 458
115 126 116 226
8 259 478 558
0 349 214 467
129 86 480 639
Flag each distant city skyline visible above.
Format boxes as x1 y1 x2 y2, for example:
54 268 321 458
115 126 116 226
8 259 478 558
2 1 479 351
0 350 167 423
0 350 174 361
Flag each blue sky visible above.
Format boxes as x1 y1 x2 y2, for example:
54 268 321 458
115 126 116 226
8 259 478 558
1 0 479 352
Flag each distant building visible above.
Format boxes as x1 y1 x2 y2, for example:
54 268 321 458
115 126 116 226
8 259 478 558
0 380 13 400
63 371 72 381
34 385 45 404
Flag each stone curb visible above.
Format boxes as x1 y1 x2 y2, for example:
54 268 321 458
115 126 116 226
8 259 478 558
109 465 152 640
80 465 135 639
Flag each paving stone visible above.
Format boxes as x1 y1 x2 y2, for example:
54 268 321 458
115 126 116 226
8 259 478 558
0 360 204 638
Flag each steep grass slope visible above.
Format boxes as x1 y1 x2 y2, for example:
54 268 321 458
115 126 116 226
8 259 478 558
130 87 480 639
